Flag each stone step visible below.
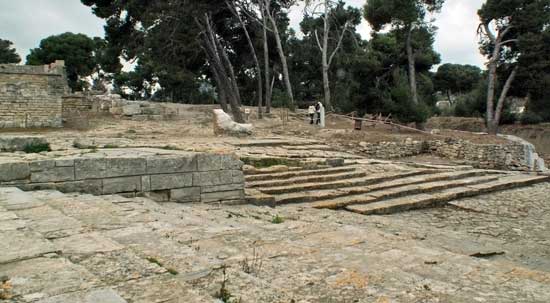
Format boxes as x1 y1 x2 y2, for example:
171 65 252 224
259 170 432 195
245 166 359 182
274 170 497 205
247 170 367 189
310 174 502 210
345 175 550 215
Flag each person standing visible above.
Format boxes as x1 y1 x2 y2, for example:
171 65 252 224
315 102 322 125
308 104 316 124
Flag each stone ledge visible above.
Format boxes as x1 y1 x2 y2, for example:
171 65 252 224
0 148 245 204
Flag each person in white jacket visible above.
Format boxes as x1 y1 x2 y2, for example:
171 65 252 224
308 105 316 124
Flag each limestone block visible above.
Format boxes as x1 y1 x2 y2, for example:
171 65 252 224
221 154 244 170
146 190 170 202
0 161 30 182
141 175 151 192
231 170 245 184
31 166 75 183
170 187 201 203
56 180 103 195
201 183 243 193
213 109 253 136
150 173 193 190
201 190 244 203
122 104 141 116
29 160 56 172
193 171 233 187
147 156 197 174
103 176 142 194
142 107 162 115
75 158 147 179
55 159 75 167
197 153 222 171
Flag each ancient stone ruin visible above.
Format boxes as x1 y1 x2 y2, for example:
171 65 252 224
0 61 68 128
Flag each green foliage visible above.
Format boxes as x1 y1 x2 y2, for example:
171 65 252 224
434 64 482 97
23 142 51 154
271 215 284 224
520 112 543 125
26 32 99 91
0 39 21 64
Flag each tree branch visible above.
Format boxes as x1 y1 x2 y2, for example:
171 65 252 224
328 22 349 66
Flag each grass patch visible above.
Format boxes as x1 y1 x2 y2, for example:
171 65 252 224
145 257 163 267
161 145 180 150
166 268 179 275
23 142 51 153
271 214 284 224
103 144 119 148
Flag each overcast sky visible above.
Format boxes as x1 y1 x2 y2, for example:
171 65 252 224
0 0 485 68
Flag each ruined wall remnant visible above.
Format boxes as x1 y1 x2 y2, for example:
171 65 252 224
0 148 245 204
0 61 68 128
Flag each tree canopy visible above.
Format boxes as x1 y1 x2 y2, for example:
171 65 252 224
0 39 21 64
27 32 101 91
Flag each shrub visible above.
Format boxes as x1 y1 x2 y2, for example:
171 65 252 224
23 142 51 153
520 111 543 125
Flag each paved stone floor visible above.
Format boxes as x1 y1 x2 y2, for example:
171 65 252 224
2 182 550 302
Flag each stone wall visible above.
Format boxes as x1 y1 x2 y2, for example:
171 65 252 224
356 139 426 159
351 138 542 172
0 148 245 203
62 94 95 117
0 62 68 128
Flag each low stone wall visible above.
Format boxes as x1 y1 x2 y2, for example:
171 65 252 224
352 138 541 171
0 148 245 203
62 94 95 117
427 139 529 170
356 139 425 159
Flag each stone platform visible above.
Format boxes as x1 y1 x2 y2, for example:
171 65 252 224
0 148 244 204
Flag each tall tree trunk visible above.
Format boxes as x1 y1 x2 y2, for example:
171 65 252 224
263 0 295 109
491 66 519 134
228 1 263 118
486 46 500 133
209 64 229 112
262 8 272 113
321 2 332 111
406 26 419 105
202 15 244 123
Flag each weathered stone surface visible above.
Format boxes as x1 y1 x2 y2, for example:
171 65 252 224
103 176 142 194
55 159 75 167
201 183 243 193
201 189 244 203
196 153 222 171
0 161 30 182
122 104 141 116
29 160 56 172
221 154 243 170
0 187 44 210
170 187 201 203
146 156 197 174
52 232 124 255
0 230 56 263
0 136 49 152
0 257 97 299
150 173 193 191
0 63 65 129
37 288 128 303
141 176 151 192
31 166 75 183
213 108 253 136
193 170 233 186
75 158 147 179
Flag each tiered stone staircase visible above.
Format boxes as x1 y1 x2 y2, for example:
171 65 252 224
245 164 549 215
